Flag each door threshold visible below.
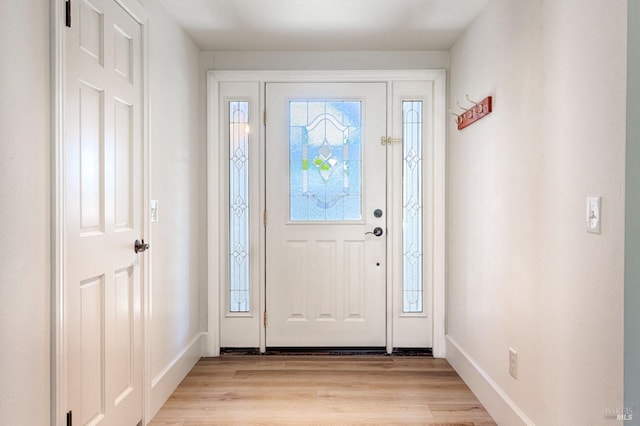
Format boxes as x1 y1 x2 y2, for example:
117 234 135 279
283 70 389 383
267 347 388 356
220 347 432 356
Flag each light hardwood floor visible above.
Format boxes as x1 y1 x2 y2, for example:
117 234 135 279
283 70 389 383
150 356 496 425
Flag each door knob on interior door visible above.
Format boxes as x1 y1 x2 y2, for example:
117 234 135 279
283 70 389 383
365 227 384 237
134 239 150 253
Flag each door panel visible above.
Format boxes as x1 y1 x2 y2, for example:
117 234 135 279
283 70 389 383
114 100 134 230
65 0 143 424
79 275 105 425
265 82 387 347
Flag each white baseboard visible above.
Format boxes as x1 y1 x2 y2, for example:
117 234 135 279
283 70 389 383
446 335 535 426
149 332 205 419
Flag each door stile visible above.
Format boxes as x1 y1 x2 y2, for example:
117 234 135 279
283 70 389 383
385 80 394 354
431 71 447 358
205 73 222 356
259 81 267 353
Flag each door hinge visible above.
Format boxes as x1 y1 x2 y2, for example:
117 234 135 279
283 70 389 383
66 410 72 426
263 110 267 126
65 0 71 28
263 311 267 327
263 210 267 227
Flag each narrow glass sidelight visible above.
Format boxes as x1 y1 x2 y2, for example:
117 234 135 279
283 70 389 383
289 100 362 221
402 101 423 313
229 101 250 312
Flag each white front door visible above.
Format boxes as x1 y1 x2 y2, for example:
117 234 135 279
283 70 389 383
64 0 144 424
265 82 387 347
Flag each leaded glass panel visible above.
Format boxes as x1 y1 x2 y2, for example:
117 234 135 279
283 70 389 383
229 101 250 312
402 101 423 313
289 100 362 221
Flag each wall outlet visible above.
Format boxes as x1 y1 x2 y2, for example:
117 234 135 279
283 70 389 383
509 348 518 379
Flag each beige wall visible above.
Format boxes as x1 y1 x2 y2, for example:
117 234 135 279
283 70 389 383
200 50 450 70
447 0 626 424
146 0 206 418
0 0 51 424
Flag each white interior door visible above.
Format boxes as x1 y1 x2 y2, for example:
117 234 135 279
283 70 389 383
265 82 387 347
64 0 144 424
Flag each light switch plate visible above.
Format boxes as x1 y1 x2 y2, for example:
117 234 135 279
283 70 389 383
586 196 601 234
151 199 159 223
509 348 518 379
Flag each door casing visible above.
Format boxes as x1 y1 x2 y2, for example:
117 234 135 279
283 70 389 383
207 70 447 356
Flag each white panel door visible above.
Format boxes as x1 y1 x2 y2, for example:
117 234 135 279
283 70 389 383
64 0 143 424
265 82 387 347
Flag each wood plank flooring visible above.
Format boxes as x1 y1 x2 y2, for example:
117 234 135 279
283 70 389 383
149 356 496 425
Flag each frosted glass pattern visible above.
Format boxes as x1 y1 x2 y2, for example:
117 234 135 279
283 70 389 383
402 101 423 313
229 101 250 312
289 101 362 221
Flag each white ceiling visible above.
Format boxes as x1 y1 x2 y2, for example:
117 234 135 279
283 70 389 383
156 0 491 51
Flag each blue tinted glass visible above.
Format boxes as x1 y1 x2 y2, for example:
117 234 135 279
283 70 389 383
229 101 250 313
402 101 423 313
289 101 362 221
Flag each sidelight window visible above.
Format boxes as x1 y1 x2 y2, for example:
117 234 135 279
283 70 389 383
402 101 423 313
229 101 250 312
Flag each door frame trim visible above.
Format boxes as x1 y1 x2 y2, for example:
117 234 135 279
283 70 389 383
206 69 446 357
51 0 150 424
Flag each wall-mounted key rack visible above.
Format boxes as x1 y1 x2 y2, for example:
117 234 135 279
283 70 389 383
449 95 493 131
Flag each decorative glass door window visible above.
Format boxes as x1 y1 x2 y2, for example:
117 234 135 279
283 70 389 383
229 101 250 312
402 101 423 313
289 100 362 221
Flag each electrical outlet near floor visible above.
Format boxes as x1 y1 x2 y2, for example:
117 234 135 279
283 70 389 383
509 348 518 379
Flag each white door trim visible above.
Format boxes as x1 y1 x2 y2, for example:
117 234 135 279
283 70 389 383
51 0 150 424
206 69 446 357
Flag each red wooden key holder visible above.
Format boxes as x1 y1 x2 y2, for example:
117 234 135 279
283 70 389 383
451 95 493 131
